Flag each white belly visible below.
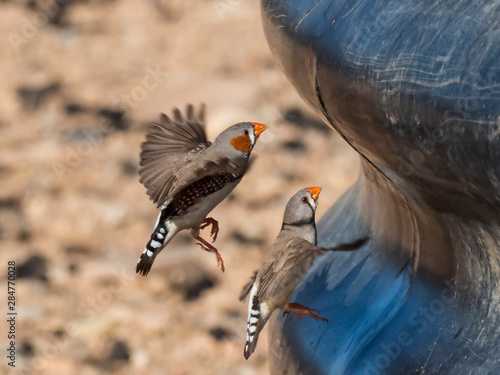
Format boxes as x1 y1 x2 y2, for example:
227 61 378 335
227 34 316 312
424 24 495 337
172 180 240 229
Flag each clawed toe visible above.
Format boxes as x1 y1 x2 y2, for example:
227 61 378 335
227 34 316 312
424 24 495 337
194 235 225 272
211 226 218 243
288 312 327 322
283 303 328 322
216 253 225 272
196 242 209 251
308 312 328 322
200 218 219 243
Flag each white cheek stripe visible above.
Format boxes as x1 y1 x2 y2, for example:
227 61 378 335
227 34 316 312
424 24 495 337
308 195 316 209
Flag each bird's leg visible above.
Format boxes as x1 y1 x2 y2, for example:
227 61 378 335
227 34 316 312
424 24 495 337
282 302 328 322
199 217 219 243
194 235 225 272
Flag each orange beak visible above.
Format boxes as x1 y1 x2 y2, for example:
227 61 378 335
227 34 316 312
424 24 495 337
306 187 322 201
251 122 268 137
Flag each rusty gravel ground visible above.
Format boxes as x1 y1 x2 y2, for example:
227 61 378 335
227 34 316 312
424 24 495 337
0 1 359 374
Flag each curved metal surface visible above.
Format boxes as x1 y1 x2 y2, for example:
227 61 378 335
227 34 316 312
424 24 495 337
261 1 500 374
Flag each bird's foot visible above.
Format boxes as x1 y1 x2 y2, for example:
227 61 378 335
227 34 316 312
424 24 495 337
200 217 219 243
194 235 225 272
283 303 328 322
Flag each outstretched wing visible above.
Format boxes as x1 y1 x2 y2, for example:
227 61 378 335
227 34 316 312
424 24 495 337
139 104 211 207
323 237 368 252
257 238 323 302
257 236 368 302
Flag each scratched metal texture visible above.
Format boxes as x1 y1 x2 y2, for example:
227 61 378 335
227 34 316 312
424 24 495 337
261 0 500 374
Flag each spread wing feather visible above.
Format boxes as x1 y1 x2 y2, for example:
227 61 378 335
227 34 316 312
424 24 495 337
139 104 211 207
256 236 368 302
257 238 322 302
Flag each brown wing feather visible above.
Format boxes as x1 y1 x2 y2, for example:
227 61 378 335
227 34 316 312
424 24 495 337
257 238 323 302
167 155 238 200
325 237 369 251
239 270 258 302
257 236 369 302
139 104 211 207
257 236 369 300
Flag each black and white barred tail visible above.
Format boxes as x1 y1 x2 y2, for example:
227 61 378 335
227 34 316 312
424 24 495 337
244 286 263 359
136 208 171 276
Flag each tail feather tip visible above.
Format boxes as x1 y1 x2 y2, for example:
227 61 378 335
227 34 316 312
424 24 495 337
243 343 251 360
136 253 154 277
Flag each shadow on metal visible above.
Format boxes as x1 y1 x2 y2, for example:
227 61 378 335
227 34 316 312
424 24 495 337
261 0 500 374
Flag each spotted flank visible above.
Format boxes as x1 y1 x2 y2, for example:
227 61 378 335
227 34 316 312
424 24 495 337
170 173 240 215
244 286 263 359
136 173 240 277
136 209 170 277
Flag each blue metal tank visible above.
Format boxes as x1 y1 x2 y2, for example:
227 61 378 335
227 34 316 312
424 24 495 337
261 1 500 373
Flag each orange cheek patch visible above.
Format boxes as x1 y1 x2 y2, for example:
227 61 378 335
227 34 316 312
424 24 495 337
230 135 252 152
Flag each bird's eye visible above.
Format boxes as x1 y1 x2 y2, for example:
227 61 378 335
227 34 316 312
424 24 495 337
301 197 308 203
243 129 249 136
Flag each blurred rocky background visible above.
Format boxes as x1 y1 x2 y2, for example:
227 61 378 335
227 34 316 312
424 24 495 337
0 1 359 374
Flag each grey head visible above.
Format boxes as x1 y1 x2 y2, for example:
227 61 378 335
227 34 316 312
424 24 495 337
211 122 268 158
282 187 322 243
